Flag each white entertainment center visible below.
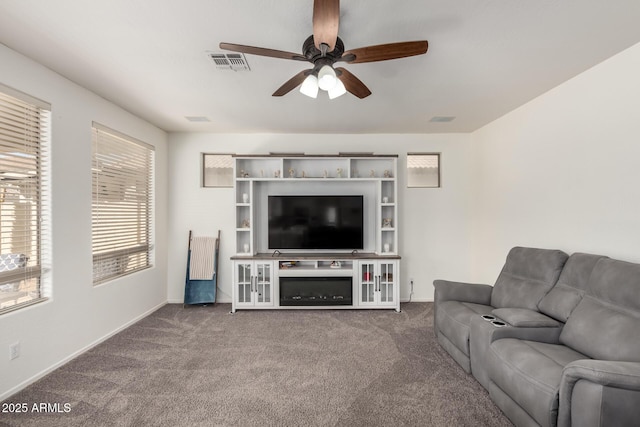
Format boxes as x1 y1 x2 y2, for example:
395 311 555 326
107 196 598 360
231 154 400 312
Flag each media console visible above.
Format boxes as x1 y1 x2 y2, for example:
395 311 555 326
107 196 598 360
231 154 400 312
231 253 400 312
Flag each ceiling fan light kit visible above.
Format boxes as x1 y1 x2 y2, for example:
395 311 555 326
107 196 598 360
328 79 347 99
300 75 319 98
220 0 428 100
317 65 337 91
298 65 346 99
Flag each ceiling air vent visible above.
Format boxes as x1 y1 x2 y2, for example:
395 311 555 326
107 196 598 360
207 52 251 71
429 116 456 123
185 116 211 122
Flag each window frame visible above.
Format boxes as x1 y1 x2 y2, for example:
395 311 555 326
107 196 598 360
0 83 51 315
406 152 441 188
91 122 155 285
202 153 234 187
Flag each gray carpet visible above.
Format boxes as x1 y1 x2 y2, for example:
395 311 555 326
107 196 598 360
1 303 511 426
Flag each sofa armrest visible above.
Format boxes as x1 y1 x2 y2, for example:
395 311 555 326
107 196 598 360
433 279 492 305
558 360 640 427
487 324 563 345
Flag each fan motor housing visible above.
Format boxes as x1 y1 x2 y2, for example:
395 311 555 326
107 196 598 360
303 35 344 64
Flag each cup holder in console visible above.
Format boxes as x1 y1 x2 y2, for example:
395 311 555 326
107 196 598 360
491 320 507 327
481 315 496 321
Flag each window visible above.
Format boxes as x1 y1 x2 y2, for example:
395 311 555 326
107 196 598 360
407 153 441 188
0 84 50 314
92 123 154 284
202 153 233 187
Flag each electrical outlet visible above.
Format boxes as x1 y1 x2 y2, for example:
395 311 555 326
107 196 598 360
9 342 20 360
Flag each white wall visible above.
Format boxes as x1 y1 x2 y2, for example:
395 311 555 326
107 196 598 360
6 33 639 403
0 44 169 400
470 41 640 282
167 133 475 303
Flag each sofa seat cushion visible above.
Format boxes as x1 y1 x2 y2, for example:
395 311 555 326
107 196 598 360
489 339 587 427
436 301 494 357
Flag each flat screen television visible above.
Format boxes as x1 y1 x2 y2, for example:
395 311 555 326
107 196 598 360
268 195 364 250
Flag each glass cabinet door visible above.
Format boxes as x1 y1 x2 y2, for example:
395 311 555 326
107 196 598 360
379 262 395 304
360 262 377 304
254 262 272 305
236 263 252 304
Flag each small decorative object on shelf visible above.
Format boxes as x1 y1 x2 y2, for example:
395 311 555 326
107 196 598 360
243 243 250 253
241 219 250 228
330 261 342 268
383 243 391 253
323 169 328 178
370 169 376 178
384 169 392 178
260 169 264 178
383 218 392 228
288 168 295 178
336 168 343 178
279 261 297 269
301 170 307 178
242 193 249 203
274 169 281 178
382 196 389 203
352 169 358 178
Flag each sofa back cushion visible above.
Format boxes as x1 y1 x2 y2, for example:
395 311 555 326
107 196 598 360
491 247 569 310
538 253 607 322
559 258 640 362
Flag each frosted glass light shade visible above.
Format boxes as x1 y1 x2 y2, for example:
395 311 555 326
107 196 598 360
299 75 319 98
317 65 337 91
328 78 347 99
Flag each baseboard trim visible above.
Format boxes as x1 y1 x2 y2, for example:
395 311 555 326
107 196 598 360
167 297 233 304
0 301 167 401
401 298 433 303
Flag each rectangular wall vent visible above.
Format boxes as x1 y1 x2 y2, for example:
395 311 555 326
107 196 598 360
207 52 250 71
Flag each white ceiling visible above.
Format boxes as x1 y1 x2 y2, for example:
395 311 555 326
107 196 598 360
1 0 640 134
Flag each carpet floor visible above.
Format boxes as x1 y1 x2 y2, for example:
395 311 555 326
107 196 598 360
1 303 511 426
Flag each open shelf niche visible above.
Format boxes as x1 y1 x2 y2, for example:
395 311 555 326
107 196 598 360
233 154 398 256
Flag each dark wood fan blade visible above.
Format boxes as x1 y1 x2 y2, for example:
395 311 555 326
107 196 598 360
342 41 428 64
219 43 307 61
335 67 371 99
313 0 340 51
272 70 311 96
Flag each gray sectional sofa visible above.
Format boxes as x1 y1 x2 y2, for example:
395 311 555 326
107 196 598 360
434 247 640 427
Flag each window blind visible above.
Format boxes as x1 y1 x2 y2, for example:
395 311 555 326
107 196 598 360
0 84 50 314
92 123 154 284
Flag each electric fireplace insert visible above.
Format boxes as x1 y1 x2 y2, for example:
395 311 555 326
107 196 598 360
279 277 353 306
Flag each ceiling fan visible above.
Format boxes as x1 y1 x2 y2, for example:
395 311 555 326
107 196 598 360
219 0 428 99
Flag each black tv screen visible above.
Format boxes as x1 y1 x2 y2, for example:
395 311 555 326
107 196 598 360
268 195 364 250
